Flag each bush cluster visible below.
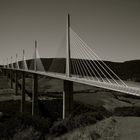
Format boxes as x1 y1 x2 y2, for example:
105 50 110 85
50 111 104 137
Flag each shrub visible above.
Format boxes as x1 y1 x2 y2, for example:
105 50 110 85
0 113 52 139
72 102 111 118
66 112 103 130
50 121 67 136
114 106 140 116
18 114 52 133
0 116 21 139
50 111 104 137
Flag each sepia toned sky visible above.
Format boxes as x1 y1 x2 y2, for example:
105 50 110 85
0 0 140 64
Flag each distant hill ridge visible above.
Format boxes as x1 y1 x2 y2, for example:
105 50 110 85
3 58 140 81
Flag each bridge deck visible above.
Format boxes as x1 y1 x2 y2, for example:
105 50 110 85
2 68 140 97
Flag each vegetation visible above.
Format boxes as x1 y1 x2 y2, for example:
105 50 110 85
114 106 140 116
0 113 51 140
0 99 111 140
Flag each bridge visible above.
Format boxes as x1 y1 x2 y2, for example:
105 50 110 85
0 14 140 119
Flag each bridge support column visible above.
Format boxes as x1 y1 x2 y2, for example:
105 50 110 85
6 70 9 80
21 72 25 113
4 69 6 76
1 69 5 76
15 71 18 95
10 70 13 89
2 69 5 76
63 80 73 119
32 74 39 116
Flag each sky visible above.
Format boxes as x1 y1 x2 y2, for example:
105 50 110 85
0 0 140 65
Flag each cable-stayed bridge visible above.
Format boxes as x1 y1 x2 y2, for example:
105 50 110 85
0 14 140 118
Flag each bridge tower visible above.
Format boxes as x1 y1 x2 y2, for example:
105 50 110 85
32 40 39 116
15 54 19 95
10 56 13 89
2 59 6 76
6 58 9 80
66 13 71 77
21 50 26 113
63 14 73 119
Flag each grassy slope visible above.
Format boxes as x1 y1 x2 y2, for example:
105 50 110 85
52 116 140 140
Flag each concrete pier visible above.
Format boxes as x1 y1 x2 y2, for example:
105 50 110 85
15 71 18 95
63 80 73 119
32 74 39 116
21 72 25 113
10 70 13 89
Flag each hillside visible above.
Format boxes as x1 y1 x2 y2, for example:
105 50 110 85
6 58 140 81
24 58 140 81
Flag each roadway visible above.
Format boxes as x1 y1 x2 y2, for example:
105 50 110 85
2 68 140 97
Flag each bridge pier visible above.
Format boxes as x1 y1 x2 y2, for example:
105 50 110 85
15 71 18 95
6 70 9 80
10 70 13 89
63 80 73 119
4 69 6 77
2 69 5 76
21 72 25 113
32 74 39 116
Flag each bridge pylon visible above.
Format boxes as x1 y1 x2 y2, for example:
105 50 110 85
66 13 71 77
16 54 19 69
21 50 26 113
63 14 73 119
34 40 37 71
32 40 39 116
10 70 13 89
21 71 25 113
